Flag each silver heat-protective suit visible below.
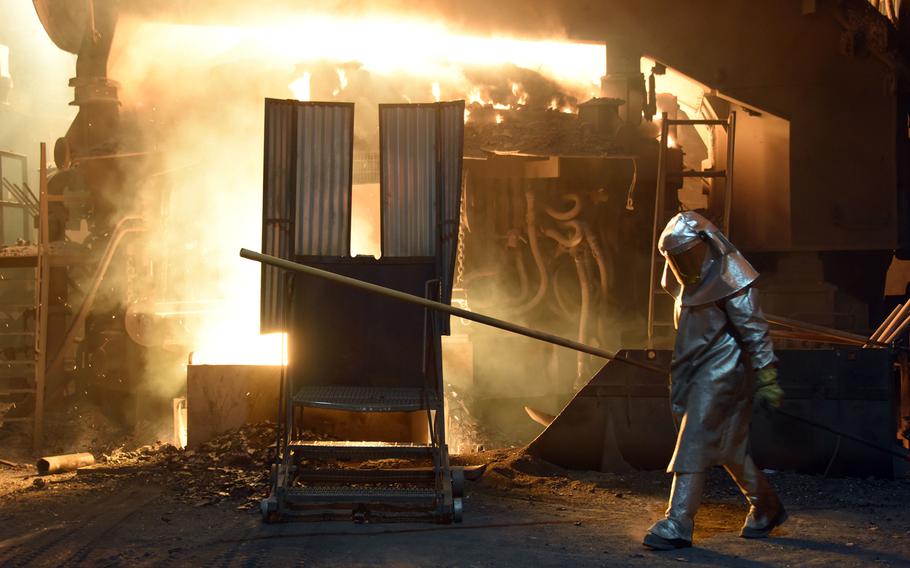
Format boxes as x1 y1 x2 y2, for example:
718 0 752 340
646 211 785 546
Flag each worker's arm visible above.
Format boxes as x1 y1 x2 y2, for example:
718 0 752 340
723 286 777 371
724 286 783 407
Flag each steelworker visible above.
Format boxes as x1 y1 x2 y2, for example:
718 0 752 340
643 211 787 551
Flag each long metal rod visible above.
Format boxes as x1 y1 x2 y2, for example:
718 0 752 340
723 111 736 237
646 112 670 349
241 249 910 463
33 143 50 453
774 407 909 462
239 249 666 375
877 302 910 345
884 310 910 344
665 119 728 126
871 303 903 342
766 314 891 348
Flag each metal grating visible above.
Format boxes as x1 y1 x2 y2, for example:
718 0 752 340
260 99 354 332
293 385 436 412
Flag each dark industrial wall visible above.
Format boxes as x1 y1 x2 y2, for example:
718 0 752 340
567 0 899 253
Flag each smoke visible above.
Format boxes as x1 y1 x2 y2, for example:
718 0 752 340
0 4 76 192
95 11 609 445
120 0 572 39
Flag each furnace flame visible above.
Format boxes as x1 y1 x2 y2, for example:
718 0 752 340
110 12 605 368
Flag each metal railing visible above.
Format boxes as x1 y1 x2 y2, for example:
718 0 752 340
0 151 36 245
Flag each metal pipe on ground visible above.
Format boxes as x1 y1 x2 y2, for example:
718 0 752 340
36 453 95 475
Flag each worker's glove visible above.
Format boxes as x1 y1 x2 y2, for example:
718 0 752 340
754 366 784 409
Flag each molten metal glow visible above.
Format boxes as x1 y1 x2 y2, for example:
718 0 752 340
116 15 604 105
110 13 605 367
193 332 288 366
289 72 311 101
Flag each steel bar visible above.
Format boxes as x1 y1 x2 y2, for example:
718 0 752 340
19 182 39 208
665 119 728 126
773 408 909 462
870 303 903 342
884 311 910 344
33 143 49 453
769 329 865 346
240 249 666 375
1 180 37 215
241 250 910 464
646 112 671 349
723 111 736 236
876 302 910 345
668 170 727 178
766 314 890 348
36 452 95 475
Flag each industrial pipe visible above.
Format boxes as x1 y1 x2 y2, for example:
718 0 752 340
543 220 584 249
512 189 549 315
36 453 95 475
543 193 581 221
239 248 665 375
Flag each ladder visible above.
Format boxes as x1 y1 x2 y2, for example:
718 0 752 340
0 145 47 451
262 263 461 523
646 111 737 347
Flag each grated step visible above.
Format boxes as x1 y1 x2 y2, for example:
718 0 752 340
297 467 437 484
288 441 435 461
284 485 437 505
293 385 438 412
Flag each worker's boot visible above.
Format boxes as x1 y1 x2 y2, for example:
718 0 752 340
643 471 705 550
725 456 788 538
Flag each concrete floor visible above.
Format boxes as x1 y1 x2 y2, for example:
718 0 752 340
0 459 908 567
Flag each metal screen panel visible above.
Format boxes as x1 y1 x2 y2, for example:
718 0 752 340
295 103 354 256
261 99 297 332
379 104 437 257
261 99 354 332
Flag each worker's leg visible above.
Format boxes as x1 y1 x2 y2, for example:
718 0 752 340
643 471 705 550
724 454 787 538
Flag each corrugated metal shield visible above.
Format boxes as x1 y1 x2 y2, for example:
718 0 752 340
379 104 438 258
379 101 464 332
261 99 354 332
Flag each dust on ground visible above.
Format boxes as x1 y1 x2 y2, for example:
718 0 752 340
1 421 909 567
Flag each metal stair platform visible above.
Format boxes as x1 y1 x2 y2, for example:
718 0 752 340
288 440 435 461
293 385 437 412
